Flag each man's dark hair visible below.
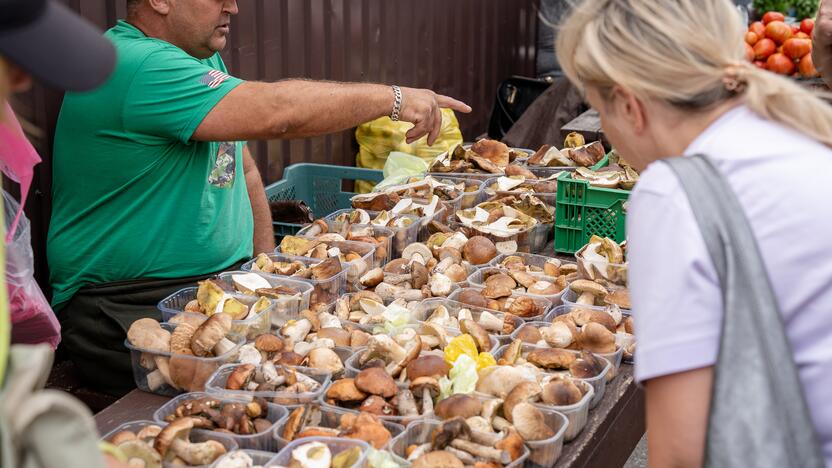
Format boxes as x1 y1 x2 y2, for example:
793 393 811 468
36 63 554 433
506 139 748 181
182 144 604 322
126 0 141 13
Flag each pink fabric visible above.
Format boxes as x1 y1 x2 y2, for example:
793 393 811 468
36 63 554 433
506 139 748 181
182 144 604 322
0 102 41 242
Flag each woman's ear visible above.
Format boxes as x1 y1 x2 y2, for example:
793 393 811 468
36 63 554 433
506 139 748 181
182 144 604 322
6 62 32 93
611 86 648 134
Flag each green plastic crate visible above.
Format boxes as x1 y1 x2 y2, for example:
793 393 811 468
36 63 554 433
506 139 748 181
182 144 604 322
553 156 630 254
266 163 384 238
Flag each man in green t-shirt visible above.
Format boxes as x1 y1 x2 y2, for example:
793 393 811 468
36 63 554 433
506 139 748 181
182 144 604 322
48 0 470 395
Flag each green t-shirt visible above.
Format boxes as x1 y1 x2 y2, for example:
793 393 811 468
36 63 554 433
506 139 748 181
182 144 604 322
47 20 254 310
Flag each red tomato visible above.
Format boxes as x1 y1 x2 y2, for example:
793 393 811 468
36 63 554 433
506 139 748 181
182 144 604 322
796 32 811 39
799 53 819 77
749 21 766 38
765 21 793 44
766 53 796 75
754 38 777 60
783 38 812 60
791 24 801 35
746 31 759 45
744 42 756 62
763 11 786 25
801 18 815 36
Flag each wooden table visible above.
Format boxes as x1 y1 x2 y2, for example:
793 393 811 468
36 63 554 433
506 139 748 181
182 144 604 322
95 366 644 467
561 109 610 151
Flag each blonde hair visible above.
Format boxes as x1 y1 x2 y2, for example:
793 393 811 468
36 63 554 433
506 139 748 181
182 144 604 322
556 0 832 148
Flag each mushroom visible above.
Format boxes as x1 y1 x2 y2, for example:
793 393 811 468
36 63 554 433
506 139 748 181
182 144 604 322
359 395 396 416
170 322 197 355
495 429 526 462
581 322 617 354
462 236 498 265
289 441 331 468
396 388 420 417
402 243 433 266
503 381 543 423
325 378 367 402
570 351 608 379
406 355 451 381
117 440 162 468
190 313 236 357
604 288 631 310
226 364 256 390
526 348 577 370
360 267 384 288
338 412 394 449
476 311 504 333
570 279 609 306
476 366 536 399
280 319 313 347
153 418 227 465
306 347 344 374
435 394 483 420
375 282 425 302
428 273 453 297
541 379 584 406
512 402 555 441
571 308 616 332
354 367 398 398
515 325 544 345
127 318 176 390
540 321 578 348
460 319 491 353
412 451 464 468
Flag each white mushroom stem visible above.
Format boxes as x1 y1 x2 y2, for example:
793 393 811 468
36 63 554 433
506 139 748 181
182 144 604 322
493 416 514 432
470 429 504 446
139 353 157 371
429 273 453 297
383 273 412 285
397 390 419 416
576 292 597 305
375 283 425 302
481 398 502 423
146 369 166 391
478 312 504 332
433 257 455 273
450 439 511 464
293 339 335 357
406 443 432 462
422 388 434 415
445 447 477 465
170 439 224 466
213 338 237 356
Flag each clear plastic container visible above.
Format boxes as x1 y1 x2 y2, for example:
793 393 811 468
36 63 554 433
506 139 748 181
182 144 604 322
217 272 314 327
343 348 449 380
272 403 405 450
297 222 395 266
487 252 577 275
465 268 566 305
205 363 331 406
265 436 370 468
153 392 288 452
491 343 611 409
522 405 570 468
575 257 629 290
447 286 553 322
102 420 240 468
388 420 529 467
210 449 278 468
125 323 245 396
561 283 631 312
445 218 547 255
481 177 558 217
275 238 377 292
241 254 349 307
422 175 486 211
410 298 525 345
510 320 625 377
532 380 593 444
326 209 421 260
159 288 274 341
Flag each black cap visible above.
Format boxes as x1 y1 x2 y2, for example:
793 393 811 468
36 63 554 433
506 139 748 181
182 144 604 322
0 0 116 91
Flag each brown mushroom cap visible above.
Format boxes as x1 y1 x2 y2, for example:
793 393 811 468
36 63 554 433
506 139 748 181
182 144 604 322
316 328 352 347
434 394 483 420
406 355 450 381
355 367 398 398
526 348 577 370
512 402 556 442
254 334 284 353
503 381 543 423
456 289 490 309
507 296 541 318
226 364 256 391
338 412 393 449
281 406 306 441
570 279 608 298
581 322 617 354
359 395 396 416
413 450 464 468
325 378 367 402
349 290 384 310
307 348 344 374
383 258 410 275
515 325 543 344
463 236 498 265
460 320 491 353
409 376 441 398
127 318 171 352
572 308 616 332
170 322 197 355
411 262 430 289
604 289 631 309
495 429 526 462
191 313 232 357
569 351 608 378
274 351 305 366
541 379 584 406
153 417 195 458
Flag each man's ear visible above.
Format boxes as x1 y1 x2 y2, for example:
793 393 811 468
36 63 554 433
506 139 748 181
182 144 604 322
610 86 648 135
148 0 171 15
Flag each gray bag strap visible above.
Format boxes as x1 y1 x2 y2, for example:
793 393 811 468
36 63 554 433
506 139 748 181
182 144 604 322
662 154 824 468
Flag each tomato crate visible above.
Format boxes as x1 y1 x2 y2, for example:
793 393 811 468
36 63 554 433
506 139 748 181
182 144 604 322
553 168 630 254
266 163 384 239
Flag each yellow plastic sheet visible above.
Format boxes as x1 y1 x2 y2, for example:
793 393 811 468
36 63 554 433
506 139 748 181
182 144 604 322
444 334 496 371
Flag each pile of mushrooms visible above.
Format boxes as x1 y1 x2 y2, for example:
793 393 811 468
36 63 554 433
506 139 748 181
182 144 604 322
299 219 390 264
179 278 277 323
526 133 606 168
453 287 548 320
572 166 639 190
517 308 631 356
575 236 628 289
333 208 415 233
276 441 362 468
567 279 630 312
495 341 608 382
420 302 518 338
161 396 274 438
220 362 324 404
476 268 565 298
485 175 558 195
108 419 228 467
402 418 526 467
374 175 479 204
278 236 371 285
249 254 344 305
454 199 542 246
127 315 238 392
281 406 393 449
351 190 447 223
429 139 526 175
357 236 498 304
213 451 265 468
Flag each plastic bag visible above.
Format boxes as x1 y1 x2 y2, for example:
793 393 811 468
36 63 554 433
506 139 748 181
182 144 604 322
4 190 60 349
371 152 429 191
355 109 463 192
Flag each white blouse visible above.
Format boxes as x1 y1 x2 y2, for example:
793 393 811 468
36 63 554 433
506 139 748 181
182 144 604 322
627 105 832 464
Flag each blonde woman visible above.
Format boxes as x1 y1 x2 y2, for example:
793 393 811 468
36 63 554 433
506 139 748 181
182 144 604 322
557 1 832 467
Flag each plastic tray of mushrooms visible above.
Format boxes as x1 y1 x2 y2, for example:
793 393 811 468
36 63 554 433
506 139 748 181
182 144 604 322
125 317 246 396
210 449 278 468
487 253 578 277
448 287 553 323
102 419 239 468
542 304 633 367
276 236 377 292
349 189 451 242
465 267 567 305
492 342 612 409
410 299 525 345
325 209 421 259
274 403 405 451
369 174 486 213
430 391 574 465
297 219 394 266
153 392 289 452
205 362 331 406
242 253 349 307
521 138 607 172
561 279 631 313
158 272 314 333
573 235 628 291
265 436 369 468
388 418 530 468
427 139 534 181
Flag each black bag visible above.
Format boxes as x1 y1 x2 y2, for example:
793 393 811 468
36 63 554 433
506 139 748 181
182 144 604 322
487 76 552 140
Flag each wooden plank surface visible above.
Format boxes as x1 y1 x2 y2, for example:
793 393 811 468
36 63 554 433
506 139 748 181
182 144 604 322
95 366 644 467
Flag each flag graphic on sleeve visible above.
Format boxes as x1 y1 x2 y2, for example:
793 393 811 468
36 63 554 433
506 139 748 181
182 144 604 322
200 70 231 88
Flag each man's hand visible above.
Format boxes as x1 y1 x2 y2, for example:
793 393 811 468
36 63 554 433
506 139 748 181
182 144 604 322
398 87 472 145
